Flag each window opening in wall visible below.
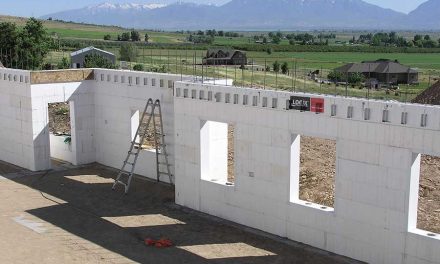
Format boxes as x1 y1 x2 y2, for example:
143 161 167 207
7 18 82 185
48 102 73 164
416 154 440 236
290 135 336 209
131 110 160 152
200 121 235 185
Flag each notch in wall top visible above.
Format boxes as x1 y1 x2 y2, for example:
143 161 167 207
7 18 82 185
30 69 94 84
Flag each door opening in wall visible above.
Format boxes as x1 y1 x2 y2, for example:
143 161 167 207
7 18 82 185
48 102 74 165
416 154 440 236
200 121 235 185
290 135 336 209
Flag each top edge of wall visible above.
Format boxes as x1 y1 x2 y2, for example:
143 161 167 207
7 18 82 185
30 69 94 84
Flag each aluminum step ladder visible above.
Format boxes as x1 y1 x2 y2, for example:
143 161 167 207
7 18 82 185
112 99 173 194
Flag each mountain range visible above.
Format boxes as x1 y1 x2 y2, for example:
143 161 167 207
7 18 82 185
41 0 440 30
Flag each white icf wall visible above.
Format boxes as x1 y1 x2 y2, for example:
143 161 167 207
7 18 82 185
173 82 440 264
49 134 75 164
92 69 192 182
30 81 95 170
0 69 33 169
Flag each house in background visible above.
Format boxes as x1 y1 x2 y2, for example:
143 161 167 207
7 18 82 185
334 59 418 85
70 46 116 69
203 48 247 66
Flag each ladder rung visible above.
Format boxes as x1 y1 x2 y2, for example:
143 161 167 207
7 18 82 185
158 162 172 166
159 172 171 175
124 161 135 166
115 180 128 187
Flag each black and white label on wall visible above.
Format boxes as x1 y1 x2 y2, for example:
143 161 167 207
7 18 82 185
289 96 325 113
289 96 311 111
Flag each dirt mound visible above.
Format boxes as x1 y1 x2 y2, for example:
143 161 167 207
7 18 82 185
412 81 440 105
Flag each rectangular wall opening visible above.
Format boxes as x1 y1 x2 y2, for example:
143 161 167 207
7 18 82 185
131 110 159 152
417 154 440 236
201 121 235 185
290 135 336 209
48 102 74 164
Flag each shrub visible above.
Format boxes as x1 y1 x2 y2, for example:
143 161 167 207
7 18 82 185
133 64 144 71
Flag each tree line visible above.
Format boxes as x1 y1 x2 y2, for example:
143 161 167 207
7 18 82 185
353 32 440 48
0 18 52 69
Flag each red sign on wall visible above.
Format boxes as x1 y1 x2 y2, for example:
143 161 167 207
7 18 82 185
310 98 324 113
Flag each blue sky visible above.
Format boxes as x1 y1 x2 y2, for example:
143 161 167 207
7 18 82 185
1 0 429 17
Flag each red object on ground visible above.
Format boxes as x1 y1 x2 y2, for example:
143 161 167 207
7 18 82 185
144 238 156 246
144 237 173 248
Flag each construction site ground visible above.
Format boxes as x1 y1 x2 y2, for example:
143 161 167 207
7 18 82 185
0 160 360 264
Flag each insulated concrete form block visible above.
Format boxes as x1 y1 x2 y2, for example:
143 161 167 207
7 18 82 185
174 81 440 264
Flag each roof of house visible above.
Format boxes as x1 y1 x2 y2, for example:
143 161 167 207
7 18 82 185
205 48 246 60
70 46 115 57
335 60 417 74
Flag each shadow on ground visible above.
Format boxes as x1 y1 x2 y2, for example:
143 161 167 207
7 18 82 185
7 161 360 264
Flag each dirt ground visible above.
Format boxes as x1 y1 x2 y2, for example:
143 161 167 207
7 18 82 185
48 102 71 135
0 160 359 264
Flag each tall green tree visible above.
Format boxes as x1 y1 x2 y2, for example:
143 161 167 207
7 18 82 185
144 33 149 43
130 30 140 41
0 22 19 68
281 62 289 75
121 32 130 41
18 18 50 70
120 43 138 62
83 54 114 69
272 61 280 73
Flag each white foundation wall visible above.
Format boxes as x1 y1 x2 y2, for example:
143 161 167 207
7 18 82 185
92 69 192 182
30 81 95 170
49 134 75 164
174 82 440 264
0 69 33 169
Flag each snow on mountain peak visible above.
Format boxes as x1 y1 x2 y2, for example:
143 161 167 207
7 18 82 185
88 2 167 11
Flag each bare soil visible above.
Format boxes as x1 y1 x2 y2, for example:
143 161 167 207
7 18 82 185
299 136 336 208
48 102 71 135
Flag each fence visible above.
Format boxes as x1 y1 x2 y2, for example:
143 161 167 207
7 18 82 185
2 46 439 103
